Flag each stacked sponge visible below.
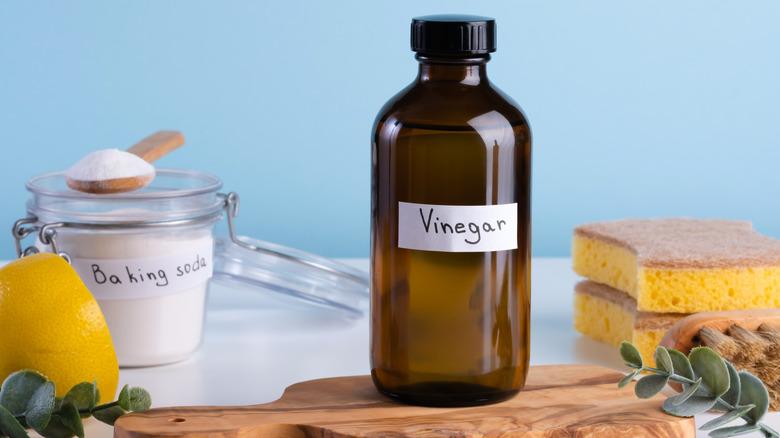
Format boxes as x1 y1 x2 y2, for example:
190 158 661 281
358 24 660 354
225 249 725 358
572 218 780 364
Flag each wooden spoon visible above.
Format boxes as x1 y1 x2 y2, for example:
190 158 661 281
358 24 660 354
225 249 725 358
66 131 185 194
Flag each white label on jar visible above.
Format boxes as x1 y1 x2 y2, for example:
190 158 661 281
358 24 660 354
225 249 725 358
398 202 518 253
69 240 213 300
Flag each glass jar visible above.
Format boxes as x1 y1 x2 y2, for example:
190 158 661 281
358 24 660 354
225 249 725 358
15 169 368 367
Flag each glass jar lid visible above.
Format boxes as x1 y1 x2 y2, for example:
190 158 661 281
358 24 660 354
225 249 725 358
213 191 368 318
213 235 368 318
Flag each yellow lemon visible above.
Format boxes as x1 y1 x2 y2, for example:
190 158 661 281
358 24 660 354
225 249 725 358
0 253 118 401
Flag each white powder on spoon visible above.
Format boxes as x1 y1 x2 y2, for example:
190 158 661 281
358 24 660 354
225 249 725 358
66 149 155 182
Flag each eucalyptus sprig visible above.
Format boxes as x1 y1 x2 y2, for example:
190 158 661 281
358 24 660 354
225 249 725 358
619 342 779 437
0 370 151 438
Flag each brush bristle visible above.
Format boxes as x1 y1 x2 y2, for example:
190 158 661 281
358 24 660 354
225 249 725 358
698 323 780 410
699 326 740 358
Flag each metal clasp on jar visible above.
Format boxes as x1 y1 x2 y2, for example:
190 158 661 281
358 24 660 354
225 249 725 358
12 216 42 258
12 217 72 262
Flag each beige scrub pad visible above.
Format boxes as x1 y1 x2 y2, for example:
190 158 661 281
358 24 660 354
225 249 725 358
574 280 686 366
572 218 780 313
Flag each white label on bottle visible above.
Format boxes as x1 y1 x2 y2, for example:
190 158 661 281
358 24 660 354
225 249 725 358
69 241 213 300
398 202 518 253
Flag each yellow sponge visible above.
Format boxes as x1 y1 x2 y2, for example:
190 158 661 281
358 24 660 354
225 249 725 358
573 219 780 313
574 280 685 365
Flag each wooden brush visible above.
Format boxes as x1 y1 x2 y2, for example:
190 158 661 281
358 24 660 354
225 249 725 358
661 309 780 410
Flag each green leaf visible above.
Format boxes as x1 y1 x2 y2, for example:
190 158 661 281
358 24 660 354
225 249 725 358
57 401 83 438
0 404 28 438
709 424 761 437
620 342 643 368
662 395 718 417
670 377 702 406
738 371 769 424
618 370 639 389
25 381 55 432
668 348 694 380
128 387 151 411
700 405 756 431
654 347 674 374
63 382 98 416
116 385 129 410
719 361 742 408
0 370 47 416
92 406 126 426
635 374 669 399
39 415 74 438
690 347 730 398
118 387 151 412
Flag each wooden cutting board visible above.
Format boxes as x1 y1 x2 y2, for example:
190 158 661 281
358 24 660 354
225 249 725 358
114 365 695 437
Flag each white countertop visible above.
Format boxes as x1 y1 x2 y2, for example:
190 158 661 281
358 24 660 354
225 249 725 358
83 258 778 437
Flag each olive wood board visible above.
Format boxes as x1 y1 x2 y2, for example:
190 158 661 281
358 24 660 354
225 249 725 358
114 364 695 437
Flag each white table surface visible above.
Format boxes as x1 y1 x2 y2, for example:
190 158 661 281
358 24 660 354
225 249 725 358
82 257 778 437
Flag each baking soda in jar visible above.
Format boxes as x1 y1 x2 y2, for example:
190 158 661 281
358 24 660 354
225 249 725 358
25 170 223 367
56 226 215 366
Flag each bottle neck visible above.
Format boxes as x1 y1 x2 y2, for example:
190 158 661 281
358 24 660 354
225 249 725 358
416 55 490 86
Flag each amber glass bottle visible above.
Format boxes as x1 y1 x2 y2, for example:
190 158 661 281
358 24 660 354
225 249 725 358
370 15 532 406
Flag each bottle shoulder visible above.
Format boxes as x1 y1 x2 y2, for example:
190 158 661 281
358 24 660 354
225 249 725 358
373 80 528 135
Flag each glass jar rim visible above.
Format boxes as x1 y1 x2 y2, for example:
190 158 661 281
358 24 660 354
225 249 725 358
25 168 225 224
26 168 223 200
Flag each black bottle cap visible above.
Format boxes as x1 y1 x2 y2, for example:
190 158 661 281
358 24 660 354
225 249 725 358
411 14 496 57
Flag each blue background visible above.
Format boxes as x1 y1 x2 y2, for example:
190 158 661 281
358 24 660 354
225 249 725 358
1 1 779 260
